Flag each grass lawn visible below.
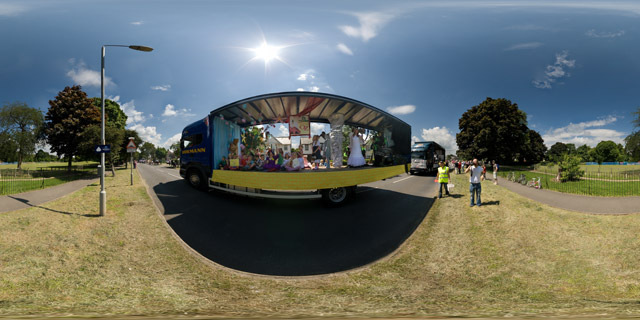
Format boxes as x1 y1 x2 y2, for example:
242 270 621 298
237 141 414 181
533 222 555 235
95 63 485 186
0 161 98 170
2 169 640 317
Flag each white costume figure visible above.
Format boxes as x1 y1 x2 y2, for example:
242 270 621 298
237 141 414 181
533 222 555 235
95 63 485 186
347 129 366 167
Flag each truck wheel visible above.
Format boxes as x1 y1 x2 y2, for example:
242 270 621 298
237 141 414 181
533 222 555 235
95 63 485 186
321 187 352 207
186 168 206 190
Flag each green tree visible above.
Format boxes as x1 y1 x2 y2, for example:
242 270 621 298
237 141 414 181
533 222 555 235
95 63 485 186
576 144 592 162
45 85 100 170
456 97 533 164
155 147 168 162
547 142 568 163
559 154 584 182
0 131 19 163
591 140 622 164
0 102 44 169
625 131 640 162
139 142 156 161
92 98 128 130
521 130 547 163
169 141 181 160
565 143 576 155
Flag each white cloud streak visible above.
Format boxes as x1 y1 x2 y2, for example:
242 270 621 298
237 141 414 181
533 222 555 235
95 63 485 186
585 29 625 38
130 21 143 26
0 3 26 16
162 104 195 117
413 126 458 153
533 50 575 89
121 100 146 125
151 84 171 91
541 116 626 147
339 11 395 42
386 105 416 115
504 42 543 51
162 133 182 149
337 43 354 55
66 59 113 87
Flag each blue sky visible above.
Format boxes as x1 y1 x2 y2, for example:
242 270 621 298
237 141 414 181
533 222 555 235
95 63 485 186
1 1 639 153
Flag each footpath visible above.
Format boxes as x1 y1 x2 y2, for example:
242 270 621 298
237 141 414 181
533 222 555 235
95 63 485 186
496 177 640 215
0 178 97 214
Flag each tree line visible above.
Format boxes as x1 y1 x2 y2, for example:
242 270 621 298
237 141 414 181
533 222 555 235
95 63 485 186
0 85 176 170
455 97 640 164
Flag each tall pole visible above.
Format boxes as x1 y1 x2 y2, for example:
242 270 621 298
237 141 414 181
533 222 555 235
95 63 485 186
100 46 106 216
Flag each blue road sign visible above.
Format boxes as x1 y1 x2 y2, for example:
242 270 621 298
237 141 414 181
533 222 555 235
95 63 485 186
95 145 111 153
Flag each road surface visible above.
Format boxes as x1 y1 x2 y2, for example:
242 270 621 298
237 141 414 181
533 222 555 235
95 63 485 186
138 164 437 276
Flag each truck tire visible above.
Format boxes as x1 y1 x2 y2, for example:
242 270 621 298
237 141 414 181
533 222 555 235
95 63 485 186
321 186 352 207
186 168 206 190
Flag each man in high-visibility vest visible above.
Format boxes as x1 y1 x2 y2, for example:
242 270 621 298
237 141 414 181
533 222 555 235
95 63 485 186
437 161 451 198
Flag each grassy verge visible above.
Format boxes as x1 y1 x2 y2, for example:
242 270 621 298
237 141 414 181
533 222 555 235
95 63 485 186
0 161 98 170
2 169 640 317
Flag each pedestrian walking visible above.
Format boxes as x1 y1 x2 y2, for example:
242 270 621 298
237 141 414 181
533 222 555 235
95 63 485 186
492 160 499 185
465 158 484 207
437 161 451 198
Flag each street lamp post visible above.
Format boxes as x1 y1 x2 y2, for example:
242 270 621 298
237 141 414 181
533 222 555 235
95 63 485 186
100 44 153 216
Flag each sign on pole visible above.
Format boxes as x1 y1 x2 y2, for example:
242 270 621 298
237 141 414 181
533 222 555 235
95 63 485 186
126 139 137 153
95 145 111 153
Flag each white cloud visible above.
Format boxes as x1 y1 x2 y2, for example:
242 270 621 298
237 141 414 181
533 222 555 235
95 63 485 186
66 59 113 87
386 105 416 115
163 104 177 117
504 42 543 51
162 133 182 149
311 123 329 136
130 21 143 26
541 116 626 147
340 11 395 42
121 100 146 125
162 104 195 117
0 3 26 16
416 127 458 153
130 124 162 146
294 70 329 93
337 43 354 55
151 84 171 91
297 71 316 81
533 50 575 89
585 29 625 38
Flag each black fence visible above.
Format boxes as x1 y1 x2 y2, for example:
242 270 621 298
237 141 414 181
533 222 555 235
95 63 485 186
0 165 98 196
499 166 640 197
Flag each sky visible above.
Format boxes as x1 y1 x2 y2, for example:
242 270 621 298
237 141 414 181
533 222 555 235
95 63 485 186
1 0 640 154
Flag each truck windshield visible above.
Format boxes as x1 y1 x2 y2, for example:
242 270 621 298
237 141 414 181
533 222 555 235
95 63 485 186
182 134 203 149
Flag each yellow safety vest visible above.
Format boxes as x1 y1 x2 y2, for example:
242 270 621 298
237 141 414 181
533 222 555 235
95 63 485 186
438 166 449 183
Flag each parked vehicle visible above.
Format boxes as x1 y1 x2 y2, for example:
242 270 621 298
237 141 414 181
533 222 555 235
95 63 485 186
409 141 445 175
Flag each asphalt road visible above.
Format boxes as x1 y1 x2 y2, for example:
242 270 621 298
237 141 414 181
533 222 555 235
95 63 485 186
138 163 438 276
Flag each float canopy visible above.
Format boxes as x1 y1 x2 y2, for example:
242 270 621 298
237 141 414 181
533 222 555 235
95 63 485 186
210 92 411 155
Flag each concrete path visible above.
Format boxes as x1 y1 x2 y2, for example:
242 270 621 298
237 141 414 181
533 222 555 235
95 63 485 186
0 178 97 213
496 178 640 215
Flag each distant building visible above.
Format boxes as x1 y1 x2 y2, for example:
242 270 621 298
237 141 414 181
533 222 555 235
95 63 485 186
300 137 313 155
266 136 292 155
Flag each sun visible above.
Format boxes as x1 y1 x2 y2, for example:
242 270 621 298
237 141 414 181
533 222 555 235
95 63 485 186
252 43 280 63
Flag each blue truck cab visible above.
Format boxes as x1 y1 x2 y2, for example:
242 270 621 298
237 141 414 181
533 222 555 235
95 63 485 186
179 117 213 189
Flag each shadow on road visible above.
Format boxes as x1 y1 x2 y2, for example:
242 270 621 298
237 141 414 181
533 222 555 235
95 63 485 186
153 180 434 276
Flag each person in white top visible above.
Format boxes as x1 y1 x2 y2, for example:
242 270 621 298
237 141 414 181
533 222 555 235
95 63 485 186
465 158 484 207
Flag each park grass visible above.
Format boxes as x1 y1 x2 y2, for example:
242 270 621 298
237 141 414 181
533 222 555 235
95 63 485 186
2 169 640 317
0 161 98 170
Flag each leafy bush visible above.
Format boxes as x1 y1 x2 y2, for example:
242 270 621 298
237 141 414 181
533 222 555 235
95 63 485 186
559 154 584 182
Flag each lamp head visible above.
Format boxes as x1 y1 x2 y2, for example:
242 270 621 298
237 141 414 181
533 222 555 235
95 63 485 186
129 45 153 52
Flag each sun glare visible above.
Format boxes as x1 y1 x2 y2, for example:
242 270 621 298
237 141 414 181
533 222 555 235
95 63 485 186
253 43 280 63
